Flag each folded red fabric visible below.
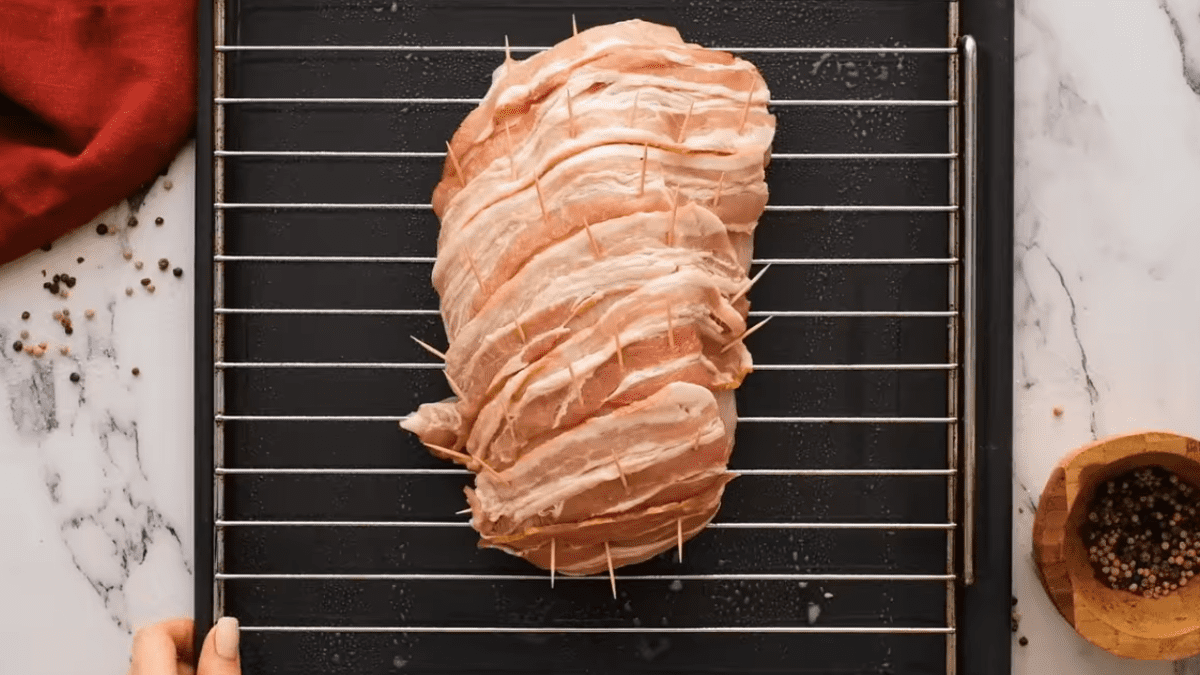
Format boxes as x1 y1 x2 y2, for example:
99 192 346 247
0 0 196 266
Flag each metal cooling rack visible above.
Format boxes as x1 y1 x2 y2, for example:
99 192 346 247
196 1 1002 673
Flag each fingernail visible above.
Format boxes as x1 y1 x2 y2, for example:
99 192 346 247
214 616 240 660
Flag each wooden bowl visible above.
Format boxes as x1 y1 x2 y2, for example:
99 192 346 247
1032 430 1200 660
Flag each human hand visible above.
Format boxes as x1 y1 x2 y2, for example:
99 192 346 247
128 616 241 675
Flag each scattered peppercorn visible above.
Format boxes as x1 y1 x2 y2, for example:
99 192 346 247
77 257 84 264
1081 466 1199 599
20 311 29 320
141 278 151 286
158 258 169 271
63 276 76 288
127 216 138 228
19 331 29 340
64 326 73 335
173 267 183 278
1018 637 1028 647
85 309 95 319
154 216 164 226
146 284 156 294
59 346 70 356
69 373 80 383
96 223 108 235
125 287 134 296
40 242 52 252
123 251 133 261
134 261 144 270
62 309 69 317
163 180 173 190
12 341 22 352
132 367 140 376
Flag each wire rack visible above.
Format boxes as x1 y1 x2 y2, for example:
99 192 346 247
198 1 986 673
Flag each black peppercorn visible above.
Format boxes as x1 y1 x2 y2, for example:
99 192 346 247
132 367 140 376
40 242 52 251
154 217 164 225
12 341 22 352
96 223 108 235
47 283 60 295
21 311 29 320
158 258 169 271
173 267 183 278
69 373 80 383
127 216 138 227
140 278 151 286
1018 637 1028 647
64 276 76 288
64 326 73 335
52 274 61 282
77 257 84 264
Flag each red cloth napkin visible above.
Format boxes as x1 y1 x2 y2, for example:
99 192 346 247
0 0 196 266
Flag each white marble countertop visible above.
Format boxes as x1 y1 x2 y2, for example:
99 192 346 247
3 1 1200 673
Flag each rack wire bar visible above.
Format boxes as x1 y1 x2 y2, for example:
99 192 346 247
212 308 958 318
213 255 958 265
240 625 956 634
216 150 958 160
215 467 956 476
217 44 958 54
214 361 956 371
215 414 958 423
216 520 956 530
216 96 957 107
217 572 955 581
214 202 958 212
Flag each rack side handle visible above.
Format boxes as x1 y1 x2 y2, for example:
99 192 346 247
960 34 979 587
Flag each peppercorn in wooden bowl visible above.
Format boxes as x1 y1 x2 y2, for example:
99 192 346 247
1032 430 1200 660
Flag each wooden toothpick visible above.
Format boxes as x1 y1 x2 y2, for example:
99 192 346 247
551 538 557 587
513 319 527 344
677 100 694 143
423 443 504 482
582 219 603 259
711 171 725 207
720 316 774 353
565 87 576 138
611 448 629 492
605 542 617 598
465 253 486 290
666 306 676 349
445 141 466 188
566 361 583 401
739 88 754 133
571 14 578 36
534 177 549 223
504 35 512 64
442 368 465 398
638 143 649 196
677 519 684 562
613 333 625 371
666 186 680 246
410 335 446 361
732 263 773 303
455 506 472 515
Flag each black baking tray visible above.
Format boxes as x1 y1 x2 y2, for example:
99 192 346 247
194 1 1013 673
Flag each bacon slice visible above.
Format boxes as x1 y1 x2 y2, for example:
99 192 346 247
400 18 775 577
